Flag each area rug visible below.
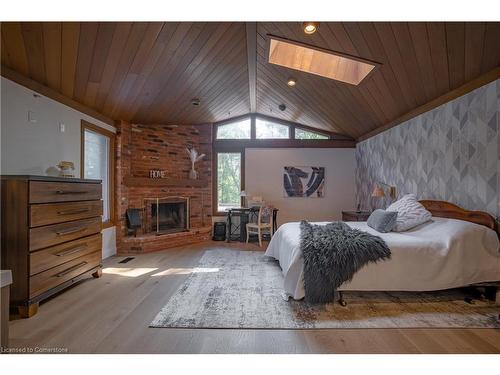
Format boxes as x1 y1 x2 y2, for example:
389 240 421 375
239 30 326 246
150 249 500 329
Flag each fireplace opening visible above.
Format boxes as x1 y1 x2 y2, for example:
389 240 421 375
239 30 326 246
144 197 189 235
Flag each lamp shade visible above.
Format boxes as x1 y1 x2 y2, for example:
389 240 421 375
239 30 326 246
240 190 248 197
371 186 385 198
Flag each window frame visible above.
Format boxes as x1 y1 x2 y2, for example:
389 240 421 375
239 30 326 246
80 120 116 229
213 114 333 142
215 116 252 140
212 114 352 216
255 117 290 139
212 148 245 216
294 127 330 140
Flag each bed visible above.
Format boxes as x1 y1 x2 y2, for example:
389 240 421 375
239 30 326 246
265 200 500 301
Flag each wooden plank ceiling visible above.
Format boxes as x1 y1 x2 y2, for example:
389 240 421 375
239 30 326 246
1 22 500 139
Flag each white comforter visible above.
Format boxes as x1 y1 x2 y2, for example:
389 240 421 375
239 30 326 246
265 218 500 300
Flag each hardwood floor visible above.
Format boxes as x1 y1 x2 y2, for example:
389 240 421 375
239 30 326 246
7 241 500 354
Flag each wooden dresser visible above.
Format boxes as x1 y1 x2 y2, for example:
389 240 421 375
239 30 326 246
1 175 103 318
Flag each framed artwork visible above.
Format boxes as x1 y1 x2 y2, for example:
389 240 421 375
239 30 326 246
283 166 325 198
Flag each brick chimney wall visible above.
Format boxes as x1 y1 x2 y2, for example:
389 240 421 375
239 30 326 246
115 121 213 254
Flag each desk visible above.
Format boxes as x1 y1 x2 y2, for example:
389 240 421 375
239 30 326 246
226 207 279 242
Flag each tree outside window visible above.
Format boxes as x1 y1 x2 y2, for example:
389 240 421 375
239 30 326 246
217 152 241 211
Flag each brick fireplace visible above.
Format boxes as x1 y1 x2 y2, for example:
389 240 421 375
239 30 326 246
115 121 212 254
145 197 189 234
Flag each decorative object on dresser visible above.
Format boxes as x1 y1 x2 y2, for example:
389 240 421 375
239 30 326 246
342 210 371 222
1 175 103 318
56 161 76 178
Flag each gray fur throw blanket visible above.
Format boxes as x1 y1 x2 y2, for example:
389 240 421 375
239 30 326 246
300 220 391 304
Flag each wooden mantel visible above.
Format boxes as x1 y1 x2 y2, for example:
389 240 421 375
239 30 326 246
123 176 208 188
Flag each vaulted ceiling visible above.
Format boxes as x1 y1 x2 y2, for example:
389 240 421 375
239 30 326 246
2 22 500 139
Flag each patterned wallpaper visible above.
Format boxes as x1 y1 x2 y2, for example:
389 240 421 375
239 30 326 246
356 79 500 220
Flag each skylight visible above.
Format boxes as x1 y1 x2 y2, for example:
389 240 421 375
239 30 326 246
268 36 378 86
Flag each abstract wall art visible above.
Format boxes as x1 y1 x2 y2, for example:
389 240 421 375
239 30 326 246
283 166 325 198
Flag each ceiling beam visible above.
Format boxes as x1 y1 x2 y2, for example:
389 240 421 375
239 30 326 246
357 67 500 142
1 65 115 127
245 22 257 113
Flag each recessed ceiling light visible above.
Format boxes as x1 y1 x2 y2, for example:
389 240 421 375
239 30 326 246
287 78 296 87
302 22 319 34
268 36 380 86
191 98 200 106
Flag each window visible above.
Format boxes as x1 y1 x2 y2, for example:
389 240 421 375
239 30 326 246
216 152 242 212
216 118 251 139
295 128 329 140
81 120 115 227
255 118 289 139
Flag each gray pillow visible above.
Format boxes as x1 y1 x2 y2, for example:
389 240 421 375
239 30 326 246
386 194 432 232
367 209 398 233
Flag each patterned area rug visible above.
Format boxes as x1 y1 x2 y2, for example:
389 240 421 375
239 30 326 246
150 249 500 329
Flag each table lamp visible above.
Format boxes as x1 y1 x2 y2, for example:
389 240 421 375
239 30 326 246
371 186 385 199
240 190 248 208
371 182 396 210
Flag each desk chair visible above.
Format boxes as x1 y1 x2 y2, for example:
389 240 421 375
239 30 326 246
246 205 273 247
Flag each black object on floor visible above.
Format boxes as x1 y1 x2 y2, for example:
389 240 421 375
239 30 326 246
126 208 142 237
119 257 135 264
212 222 226 241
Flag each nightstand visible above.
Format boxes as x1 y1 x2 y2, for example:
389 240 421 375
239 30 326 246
342 211 371 222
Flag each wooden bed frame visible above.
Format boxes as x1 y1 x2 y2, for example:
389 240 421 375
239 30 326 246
338 200 500 306
420 200 500 306
419 200 499 235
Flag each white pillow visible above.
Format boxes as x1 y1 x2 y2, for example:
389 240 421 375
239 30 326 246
386 194 432 232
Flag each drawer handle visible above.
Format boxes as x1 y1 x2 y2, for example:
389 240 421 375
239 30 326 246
57 208 90 215
54 244 88 257
53 261 88 277
55 226 86 236
55 190 89 195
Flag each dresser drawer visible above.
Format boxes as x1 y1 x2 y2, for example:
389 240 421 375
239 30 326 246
30 234 102 276
29 181 102 204
29 250 101 298
29 217 102 251
30 200 103 227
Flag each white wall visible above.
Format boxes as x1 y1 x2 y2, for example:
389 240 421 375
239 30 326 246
1 77 117 258
245 148 356 225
